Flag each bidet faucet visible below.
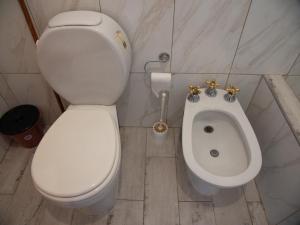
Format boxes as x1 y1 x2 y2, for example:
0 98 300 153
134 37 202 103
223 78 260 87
205 80 220 97
224 85 240 102
187 85 201 102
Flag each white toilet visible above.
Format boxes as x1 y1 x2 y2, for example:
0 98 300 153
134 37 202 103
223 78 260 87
182 87 262 195
31 11 131 214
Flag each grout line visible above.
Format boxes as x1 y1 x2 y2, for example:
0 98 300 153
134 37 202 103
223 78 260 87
253 179 264 204
0 139 12 164
142 128 148 225
70 209 76 225
169 0 176 73
1 75 19 106
173 127 181 225
27 199 44 224
212 200 218 225
1 72 40 75
228 0 253 74
276 209 300 225
252 180 271 225
286 53 300 75
0 193 14 196
224 74 230 88
11 152 33 195
178 200 213 203
245 197 255 225
146 155 176 159
0 92 10 109
286 74 300 76
130 71 273 76
98 0 101 12
116 198 144 202
120 125 182 129
245 75 263 113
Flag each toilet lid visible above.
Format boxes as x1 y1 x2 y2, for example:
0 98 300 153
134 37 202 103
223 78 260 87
31 108 117 198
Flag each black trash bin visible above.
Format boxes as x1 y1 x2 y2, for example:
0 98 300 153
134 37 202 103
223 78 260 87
0 105 43 148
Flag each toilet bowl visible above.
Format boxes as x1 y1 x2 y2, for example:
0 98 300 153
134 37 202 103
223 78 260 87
31 11 131 214
182 88 262 195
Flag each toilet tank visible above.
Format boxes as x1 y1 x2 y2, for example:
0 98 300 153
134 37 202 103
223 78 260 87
36 11 132 105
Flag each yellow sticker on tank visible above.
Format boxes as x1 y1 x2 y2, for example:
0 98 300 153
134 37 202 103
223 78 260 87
115 31 127 49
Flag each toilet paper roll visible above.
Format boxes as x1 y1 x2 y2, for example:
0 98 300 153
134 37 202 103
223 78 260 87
151 72 171 98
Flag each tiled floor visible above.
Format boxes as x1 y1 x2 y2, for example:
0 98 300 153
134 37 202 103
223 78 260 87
0 127 269 225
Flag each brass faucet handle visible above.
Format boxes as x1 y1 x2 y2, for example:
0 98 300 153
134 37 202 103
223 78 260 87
226 85 240 96
189 85 201 95
205 80 220 89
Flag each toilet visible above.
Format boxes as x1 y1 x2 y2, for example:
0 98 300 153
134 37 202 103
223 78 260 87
31 11 131 214
182 87 262 195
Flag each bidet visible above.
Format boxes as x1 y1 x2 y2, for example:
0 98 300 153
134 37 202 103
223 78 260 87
182 83 262 195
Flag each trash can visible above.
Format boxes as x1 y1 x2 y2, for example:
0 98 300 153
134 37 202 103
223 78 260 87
0 105 43 148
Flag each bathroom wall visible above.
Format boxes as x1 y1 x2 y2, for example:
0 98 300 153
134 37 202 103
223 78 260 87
1 0 300 127
8 0 296 128
286 54 300 101
0 0 62 157
247 78 300 225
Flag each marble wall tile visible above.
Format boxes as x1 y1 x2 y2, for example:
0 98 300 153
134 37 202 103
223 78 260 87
255 121 300 225
117 73 160 127
0 74 18 110
248 202 269 225
0 0 39 73
247 78 300 224
172 0 250 73
232 0 300 74
0 143 32 194
101 0 173 72
278 211 300 225
118 73 260 128
144 157 179 225
226 74 261 111
246 79 285 152
25 0 101 34
3 74 61 126
118 128 146 200
289 55 300 76
179 202 216 225
286 75 300 100
213 188 252 225
0 79 12 159
167 74 228 127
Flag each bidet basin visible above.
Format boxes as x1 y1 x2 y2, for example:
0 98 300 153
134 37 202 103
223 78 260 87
192 110 249 177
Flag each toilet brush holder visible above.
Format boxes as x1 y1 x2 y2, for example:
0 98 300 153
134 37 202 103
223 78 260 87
152 121 168 143
150 72 171 142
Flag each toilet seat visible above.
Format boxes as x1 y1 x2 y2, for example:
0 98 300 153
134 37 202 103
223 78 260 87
31 107 119 199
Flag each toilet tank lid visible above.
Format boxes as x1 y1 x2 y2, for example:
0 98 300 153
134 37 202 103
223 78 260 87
48 11 102 28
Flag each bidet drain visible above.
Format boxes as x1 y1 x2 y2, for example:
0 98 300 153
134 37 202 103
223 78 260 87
204 125 214 133
210 149 219 157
